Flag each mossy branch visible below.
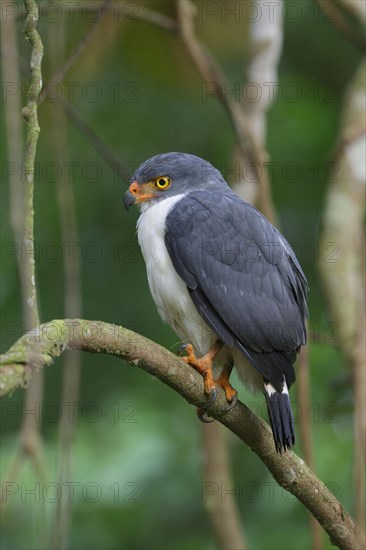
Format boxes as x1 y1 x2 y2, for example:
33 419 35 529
22 0 43 328
0 319 364 550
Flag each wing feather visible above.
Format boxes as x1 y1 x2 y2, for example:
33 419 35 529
165 190 308 390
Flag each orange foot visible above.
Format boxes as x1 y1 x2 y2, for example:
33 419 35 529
216 360 238 412
179 342 238 420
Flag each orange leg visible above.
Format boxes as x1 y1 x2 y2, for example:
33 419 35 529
180 341 223 397
180 342 238 419
216 360 238 411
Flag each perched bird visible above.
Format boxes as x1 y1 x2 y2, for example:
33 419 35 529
124 152 309 452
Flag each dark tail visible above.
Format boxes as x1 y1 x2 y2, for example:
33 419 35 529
264 381 295 453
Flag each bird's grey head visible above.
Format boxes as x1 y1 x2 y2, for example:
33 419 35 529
124 152 228 210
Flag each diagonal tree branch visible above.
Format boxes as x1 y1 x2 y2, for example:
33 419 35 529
176 0 277 225
230 0 282 215
39 0 110 105
16 1 178 32
59 98 130 179
0 319 364 550
315 0 366 52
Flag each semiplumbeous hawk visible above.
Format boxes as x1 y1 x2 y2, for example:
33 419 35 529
124 152 309 452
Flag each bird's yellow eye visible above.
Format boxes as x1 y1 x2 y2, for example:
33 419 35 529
154 176 171 190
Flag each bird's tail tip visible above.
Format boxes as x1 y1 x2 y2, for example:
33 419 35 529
264 381 295 453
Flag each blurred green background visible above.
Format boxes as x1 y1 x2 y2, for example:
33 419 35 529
1 1 362 549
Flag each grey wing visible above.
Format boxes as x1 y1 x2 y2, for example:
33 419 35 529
164 190 309 391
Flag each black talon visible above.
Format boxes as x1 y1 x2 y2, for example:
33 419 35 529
223 392 238 412
204 386 217 408
196 407 215 423
178 343 188 356
195 386 217 420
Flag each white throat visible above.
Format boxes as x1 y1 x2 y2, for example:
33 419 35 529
137 194 186 240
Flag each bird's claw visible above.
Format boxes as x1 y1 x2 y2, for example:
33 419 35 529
178 343 189 356
196 385 217 423
223 392 238 412
204 386 217 407
196 407 215 423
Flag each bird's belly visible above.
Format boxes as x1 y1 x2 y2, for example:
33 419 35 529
147 255 215 354
137 197 216 355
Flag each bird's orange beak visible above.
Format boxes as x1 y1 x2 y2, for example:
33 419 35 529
124 181 157 210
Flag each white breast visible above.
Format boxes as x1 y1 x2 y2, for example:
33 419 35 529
136 195 216 355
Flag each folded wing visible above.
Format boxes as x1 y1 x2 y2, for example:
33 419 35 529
164 190 309 391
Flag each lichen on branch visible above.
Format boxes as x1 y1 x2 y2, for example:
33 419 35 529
22 0 44 329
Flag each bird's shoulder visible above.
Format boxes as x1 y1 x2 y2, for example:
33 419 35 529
166 189 291 269
166 189 258 235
